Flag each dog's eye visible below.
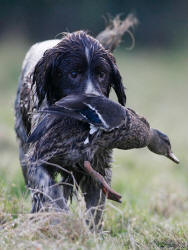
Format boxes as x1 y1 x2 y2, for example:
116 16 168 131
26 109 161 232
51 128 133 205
98 71 105 80
69 70 82 79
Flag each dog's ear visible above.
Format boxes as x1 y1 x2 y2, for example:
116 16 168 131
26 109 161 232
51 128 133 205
108 55 126 106
32 49 61 107
111 62 126 106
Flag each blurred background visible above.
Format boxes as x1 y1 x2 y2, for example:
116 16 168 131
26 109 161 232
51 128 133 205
0 0 188 238
1 0 188 48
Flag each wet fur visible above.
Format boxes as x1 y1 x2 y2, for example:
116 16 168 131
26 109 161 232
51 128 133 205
32 31 126 108
15 31 127 227
14 30 154 229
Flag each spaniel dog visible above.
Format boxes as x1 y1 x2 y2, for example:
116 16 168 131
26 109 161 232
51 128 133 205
15 20 178 230
15 31 127 226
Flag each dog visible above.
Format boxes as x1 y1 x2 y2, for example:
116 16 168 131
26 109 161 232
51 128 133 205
15 29 178 230
14 31 127 225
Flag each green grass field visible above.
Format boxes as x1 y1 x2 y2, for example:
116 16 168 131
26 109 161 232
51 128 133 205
0 38 188 249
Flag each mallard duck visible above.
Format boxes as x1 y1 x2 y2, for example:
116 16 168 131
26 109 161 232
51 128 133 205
29 94 179 163
28 95 179 203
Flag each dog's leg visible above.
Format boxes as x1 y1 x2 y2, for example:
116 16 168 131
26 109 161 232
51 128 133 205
84 183 106 231
28 164 68 213
80 167 112 231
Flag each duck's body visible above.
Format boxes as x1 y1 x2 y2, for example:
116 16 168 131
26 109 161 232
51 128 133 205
28 95 151 167
27 98 152 207
27 95 179 207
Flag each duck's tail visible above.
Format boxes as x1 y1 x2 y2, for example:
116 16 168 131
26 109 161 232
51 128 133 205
96 13 138 52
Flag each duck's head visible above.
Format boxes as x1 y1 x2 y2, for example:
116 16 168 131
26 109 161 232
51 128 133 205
148 129 179 164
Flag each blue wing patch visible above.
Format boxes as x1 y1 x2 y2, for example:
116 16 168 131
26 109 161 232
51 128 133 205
80 108 102 125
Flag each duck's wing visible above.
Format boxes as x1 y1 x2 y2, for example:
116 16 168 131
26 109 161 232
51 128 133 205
55 95 86 110
42 102 105 127
41 105 88 123
39 95 128 131
40 95 106 127
28 95 128 143
83 95 127 131
27 115 54 143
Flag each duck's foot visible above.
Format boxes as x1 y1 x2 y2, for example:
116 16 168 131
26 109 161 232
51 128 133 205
83 161 122 203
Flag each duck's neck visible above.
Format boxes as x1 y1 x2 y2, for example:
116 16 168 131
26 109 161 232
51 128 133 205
148 128 163 155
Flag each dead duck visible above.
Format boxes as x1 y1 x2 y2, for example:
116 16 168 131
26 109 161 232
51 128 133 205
28 95 179 203
29 95 179 165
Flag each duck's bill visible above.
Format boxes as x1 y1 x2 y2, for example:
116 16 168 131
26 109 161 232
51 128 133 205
167 152 180 164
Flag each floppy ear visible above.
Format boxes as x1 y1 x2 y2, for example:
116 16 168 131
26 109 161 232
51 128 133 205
108 54 126 106
32 49 61 107
111 62 126 106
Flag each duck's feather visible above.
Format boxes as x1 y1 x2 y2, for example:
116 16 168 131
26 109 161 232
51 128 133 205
27 116 51 143
43 95 127 131
28 95 128 144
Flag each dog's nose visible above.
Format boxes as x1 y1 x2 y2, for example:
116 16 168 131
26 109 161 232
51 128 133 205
85 79 102 96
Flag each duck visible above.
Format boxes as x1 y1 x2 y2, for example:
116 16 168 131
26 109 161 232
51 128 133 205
27 94 179 203
29 94 178 163
28 94 179 165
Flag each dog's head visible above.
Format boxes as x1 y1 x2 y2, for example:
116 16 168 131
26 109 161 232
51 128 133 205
33 31 126 107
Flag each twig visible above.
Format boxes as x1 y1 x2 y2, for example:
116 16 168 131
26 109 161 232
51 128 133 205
96 13 138 51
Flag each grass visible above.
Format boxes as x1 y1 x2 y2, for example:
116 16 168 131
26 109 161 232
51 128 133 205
0 37 188 249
